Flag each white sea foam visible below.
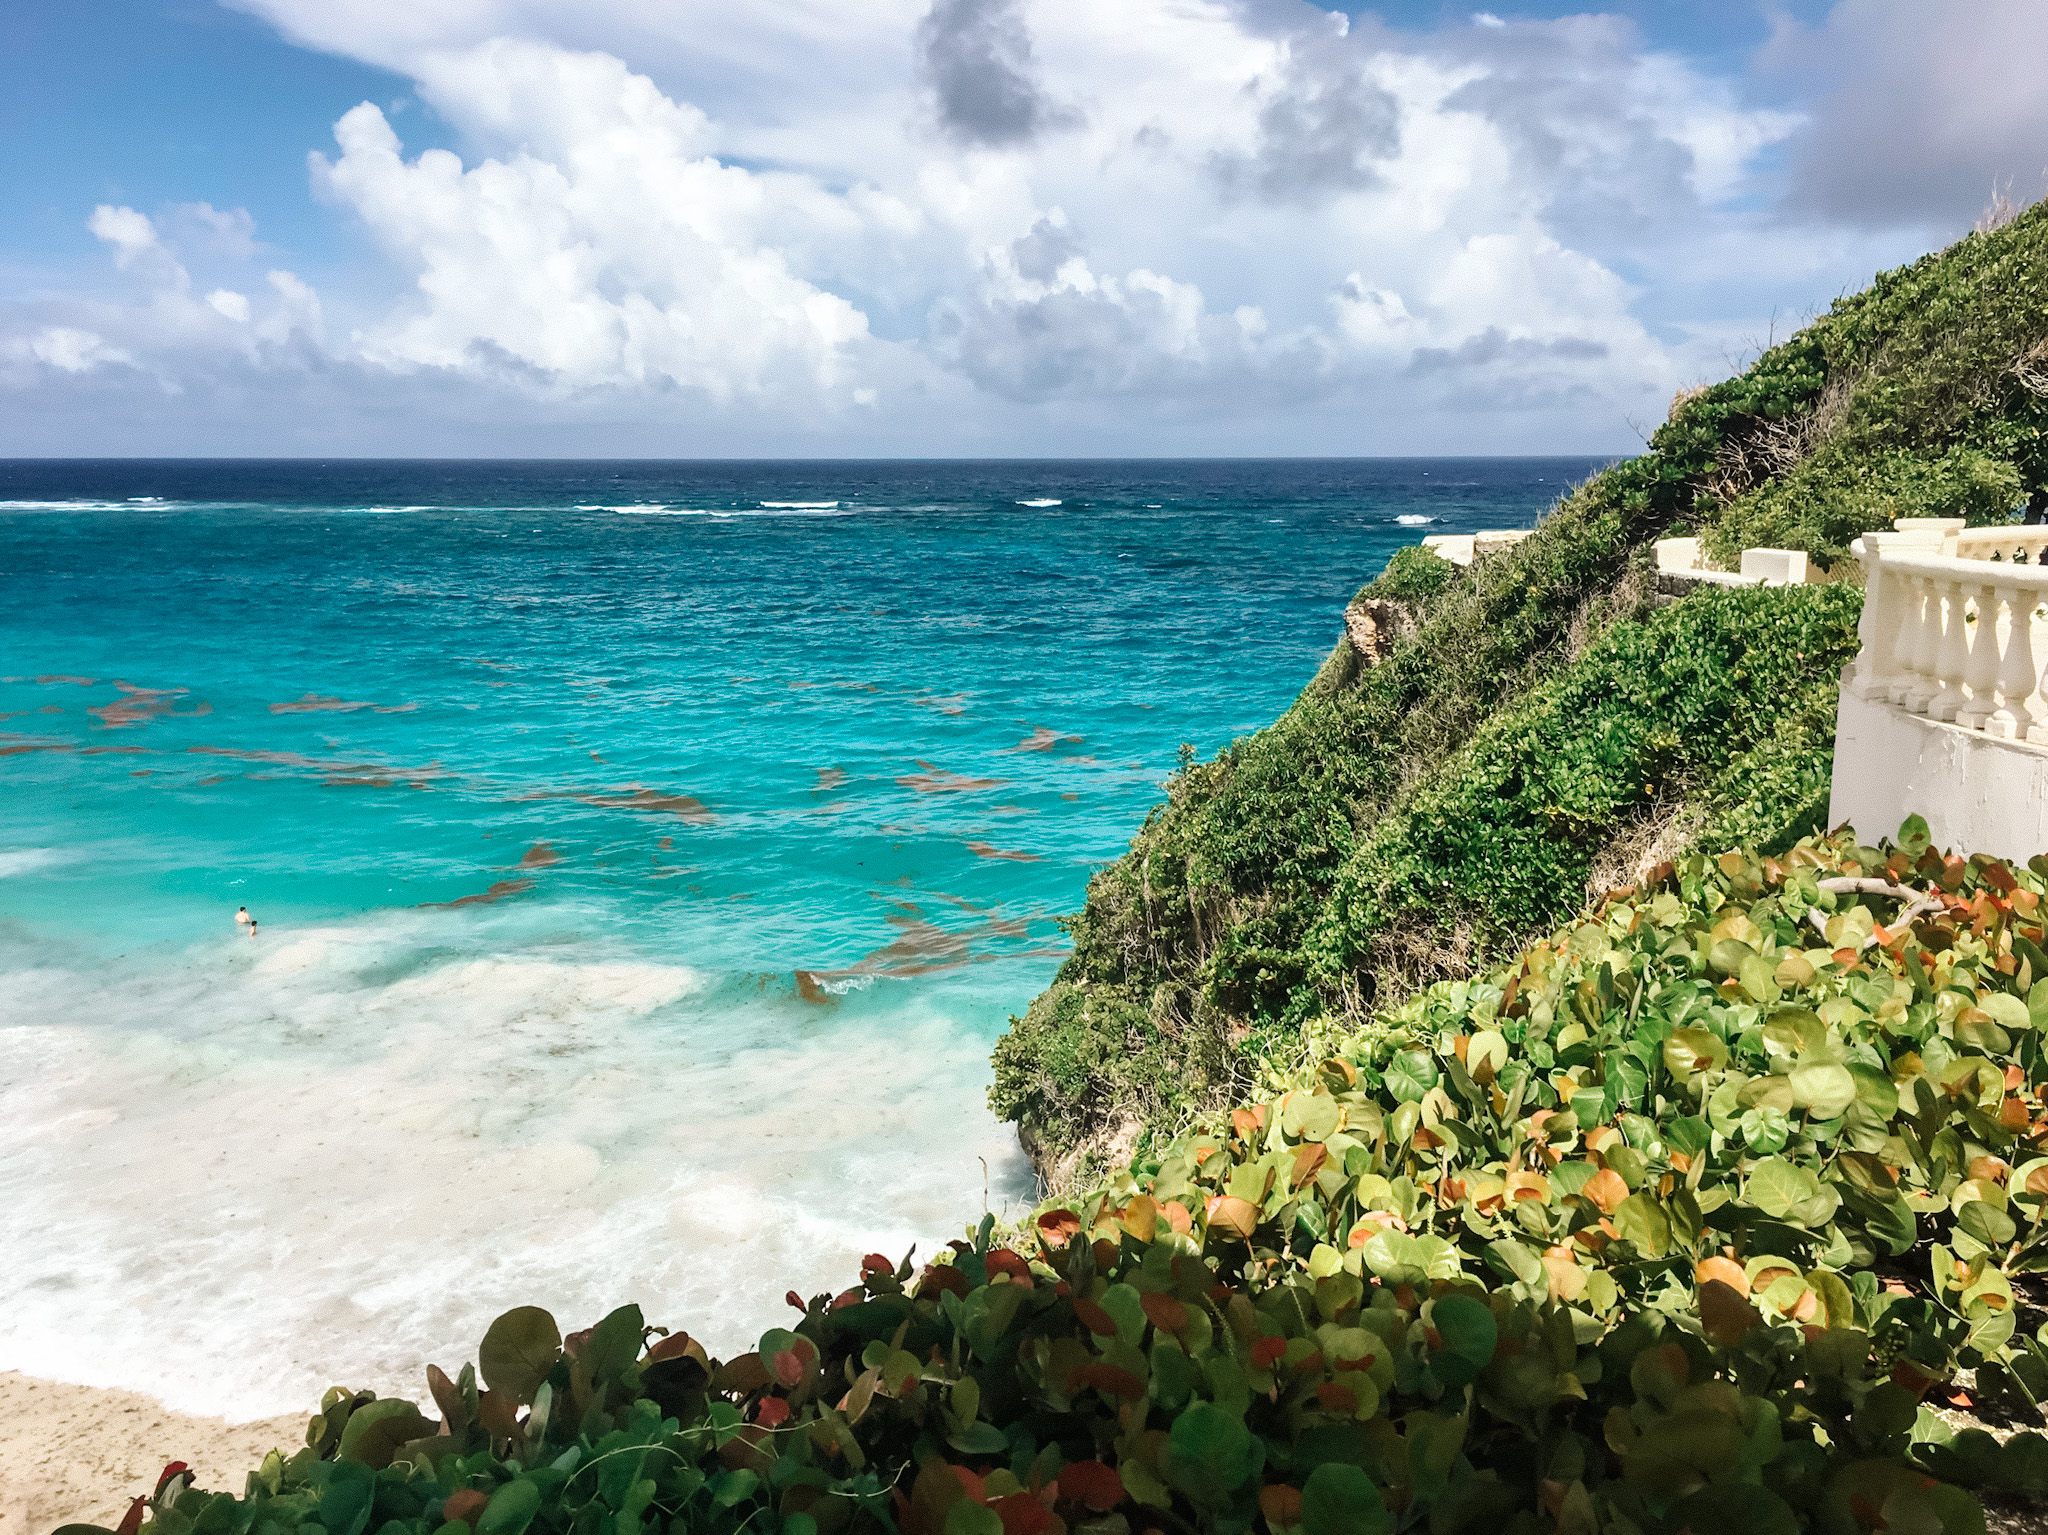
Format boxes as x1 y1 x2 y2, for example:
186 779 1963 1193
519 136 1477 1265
0 500 135 511
0 848 73 878
1396 515 1434 526
760 501 838 510
1016 499 1061 508
0 912 1030 1419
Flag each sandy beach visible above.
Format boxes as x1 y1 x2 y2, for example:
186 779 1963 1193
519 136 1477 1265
0 1374 303 1535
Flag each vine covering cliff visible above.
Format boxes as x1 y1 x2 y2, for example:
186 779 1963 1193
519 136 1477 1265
992 199 2048 1188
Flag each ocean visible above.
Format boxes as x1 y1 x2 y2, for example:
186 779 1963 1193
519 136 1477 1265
0 457 1604 1417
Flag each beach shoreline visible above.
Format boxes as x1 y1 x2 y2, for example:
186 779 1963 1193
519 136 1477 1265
0 1373 303 1535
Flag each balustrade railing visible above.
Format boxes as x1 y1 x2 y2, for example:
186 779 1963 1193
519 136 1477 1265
1849 525 2048 744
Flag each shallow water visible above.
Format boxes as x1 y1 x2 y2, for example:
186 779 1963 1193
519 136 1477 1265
0 458 1601 1416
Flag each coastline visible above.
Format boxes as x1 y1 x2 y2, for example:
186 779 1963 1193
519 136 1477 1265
0 1373 304 1535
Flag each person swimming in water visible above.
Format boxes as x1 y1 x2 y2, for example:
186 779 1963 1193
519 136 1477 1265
235 905 257 937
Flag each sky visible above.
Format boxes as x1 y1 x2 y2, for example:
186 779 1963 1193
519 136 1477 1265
2 0 2046 458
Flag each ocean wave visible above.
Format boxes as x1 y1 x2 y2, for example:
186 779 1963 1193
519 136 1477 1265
0 848 73 878
1396 514 1434 526
0 499 136 511
760 501 838 510
0 913 1029 1418
1015 499 1062 508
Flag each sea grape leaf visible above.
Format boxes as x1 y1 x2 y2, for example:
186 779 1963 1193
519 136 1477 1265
1300 1463 1391 1535
1163 1401 1256 1506
1790 1062 1857 1120
1429 1295 1497 1387
480 1308 562 1407
1386 1050 1439 1104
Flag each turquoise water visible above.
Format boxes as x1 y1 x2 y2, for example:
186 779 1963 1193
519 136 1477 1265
0 458 1599 1415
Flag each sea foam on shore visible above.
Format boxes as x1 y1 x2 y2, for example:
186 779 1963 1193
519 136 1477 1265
0 908 1030 1420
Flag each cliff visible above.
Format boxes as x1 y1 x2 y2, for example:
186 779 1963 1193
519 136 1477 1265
992 198 2048 1188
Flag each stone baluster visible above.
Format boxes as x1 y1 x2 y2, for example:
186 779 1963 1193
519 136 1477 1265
1986 583 2040 739
1895 571 1945 711
1957 578 2009 730
1924 579 1975 720
1849 538 1890 698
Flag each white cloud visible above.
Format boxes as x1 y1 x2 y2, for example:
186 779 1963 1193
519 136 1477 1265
312 42 876 401
88 205 166 270
22 328 133 374
3 0 1921 451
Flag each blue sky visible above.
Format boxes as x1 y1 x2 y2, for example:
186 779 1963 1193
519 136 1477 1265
2 0 2042 456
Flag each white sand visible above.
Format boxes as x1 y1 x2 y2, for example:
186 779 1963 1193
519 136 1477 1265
0 1374 304 1535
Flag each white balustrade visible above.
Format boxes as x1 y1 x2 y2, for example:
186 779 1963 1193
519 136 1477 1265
1851 528 2048 744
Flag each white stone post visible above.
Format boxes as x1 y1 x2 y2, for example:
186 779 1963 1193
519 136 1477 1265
1987 584 2039 740
1926 579 1975 720
1897 572 1945 711
1957 579 2007 731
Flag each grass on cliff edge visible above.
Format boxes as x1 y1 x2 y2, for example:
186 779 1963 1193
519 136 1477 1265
991 199 2048 1185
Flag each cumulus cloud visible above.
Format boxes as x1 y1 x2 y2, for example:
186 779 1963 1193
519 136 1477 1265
4 0 1938 452
916 0 1075 147
1208 31 1402 203
313 41 876 400
1765 0 2048 232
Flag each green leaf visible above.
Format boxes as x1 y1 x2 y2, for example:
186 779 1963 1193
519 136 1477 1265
1747 1158 1817 1221
944 1504 1004 1535
1283 1093 1342 1141
1385 1050 1439 1104
1664 1029 1727 1080
1981 992 2031 1033
1668 1483 1799 1535
1163 1401 1256 1506
335 1399 432 1470
479 1307 562 1406
1428 1295 1497 1387
1613 1193 1671 1256
1300 1464 1391 1535
1789 1061 1857 1120
478 1480 542 1535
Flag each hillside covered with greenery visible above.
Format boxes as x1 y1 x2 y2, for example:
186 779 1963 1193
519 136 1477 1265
991 201 2048 1186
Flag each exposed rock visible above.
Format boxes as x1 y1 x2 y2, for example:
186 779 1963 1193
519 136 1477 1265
1342 598 1415 665
1018 1111 1144 1198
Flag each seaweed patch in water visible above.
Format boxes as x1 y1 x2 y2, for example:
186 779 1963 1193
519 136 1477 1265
420 878 535 909
897 761 1006 793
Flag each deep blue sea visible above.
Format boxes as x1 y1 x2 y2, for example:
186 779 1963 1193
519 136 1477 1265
0 458 1603 1415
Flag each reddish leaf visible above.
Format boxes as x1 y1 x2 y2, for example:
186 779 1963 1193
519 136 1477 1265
786 1290 806 1312
1072 1297 1119 1337
1138 1291 1188 1334
987 1250 1035 1285
1258 1485 1303 1528
153 1464 191 1497
756 1396 791 1427
440 1490 489 1528
1316 1381 1357 1415
917 1264 972 1300
116 1498 147 1535
1037 1210 1083 1248
645 1330 700 1364
832 1287 865 1310
1250 1336 1288 1370
773 1349 806 1388
991 1493 1058 1535
1070 1363 1146 1401
862 1253 894 1276
1058 1461 1125 1512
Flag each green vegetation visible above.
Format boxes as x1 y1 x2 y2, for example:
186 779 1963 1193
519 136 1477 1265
991 201 2048 1184
106 830 2048 1535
